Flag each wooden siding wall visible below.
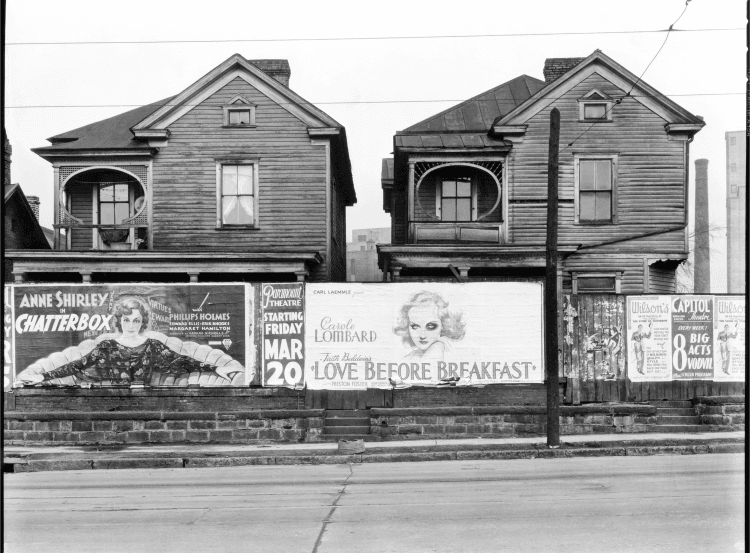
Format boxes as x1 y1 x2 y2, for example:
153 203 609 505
152 77 330 279
508 72 686 251
562 294 745 403
392 185 407 243
329 173 347 282
563 254 645 294
67 182 93 250
648 264 676 293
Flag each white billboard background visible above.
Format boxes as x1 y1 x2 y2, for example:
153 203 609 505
713 296 746 382
304 282 544 389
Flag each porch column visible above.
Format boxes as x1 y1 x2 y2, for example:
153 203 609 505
13 271 25 283
407 162 415 243
457 266 470 279
80 271 92 283
187 272 200 283
295 271 307 282
391 267 401 282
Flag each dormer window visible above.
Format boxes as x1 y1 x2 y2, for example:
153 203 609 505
578 89 613 122
223 94 256 127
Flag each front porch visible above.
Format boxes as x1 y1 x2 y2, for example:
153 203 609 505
5 251 323 283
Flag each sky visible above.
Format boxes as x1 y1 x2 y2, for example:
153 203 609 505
4 0 746 291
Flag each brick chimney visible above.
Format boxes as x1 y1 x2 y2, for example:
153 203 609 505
543 57 585 83
27 195 41 220
249 59 291 87
693 159 711 293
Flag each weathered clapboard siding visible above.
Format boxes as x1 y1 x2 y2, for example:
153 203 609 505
508 73 686 248
648 264 676 293
67 182 93 250
151 77 331 280
329 174 347 282
392 186 408 244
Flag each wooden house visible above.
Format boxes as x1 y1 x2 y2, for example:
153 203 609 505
7 55 355 284
379 50 704 293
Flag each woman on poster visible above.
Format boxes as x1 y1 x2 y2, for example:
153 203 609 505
17 298 239 386
393 291 466 361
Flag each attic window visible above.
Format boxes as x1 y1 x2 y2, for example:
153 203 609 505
223 95 256 127
578 89 613 122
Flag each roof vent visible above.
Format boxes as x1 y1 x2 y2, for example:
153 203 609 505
543 57 585 83
248 59 291 87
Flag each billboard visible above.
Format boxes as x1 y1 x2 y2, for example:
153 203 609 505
304 282 544 389
261 282 305 387
9 283 256 387
627 295 745 382
4 285 14 392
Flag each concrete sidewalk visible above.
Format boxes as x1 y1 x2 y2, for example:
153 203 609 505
3 431 744 473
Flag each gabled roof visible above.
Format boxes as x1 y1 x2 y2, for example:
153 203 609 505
3 183 52 249
401 75 546 134
494 50 705 130
34 97 174 152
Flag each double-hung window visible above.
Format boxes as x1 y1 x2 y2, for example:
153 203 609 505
439 177 473 222
576 156 617 224
217 162 258 227
99 182 131 225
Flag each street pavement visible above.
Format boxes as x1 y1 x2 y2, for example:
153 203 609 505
3 453 745 553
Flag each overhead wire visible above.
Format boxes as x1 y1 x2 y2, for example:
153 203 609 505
5 26 742 46
560 0 694 152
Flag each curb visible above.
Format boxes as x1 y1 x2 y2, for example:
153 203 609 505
5 440 744 473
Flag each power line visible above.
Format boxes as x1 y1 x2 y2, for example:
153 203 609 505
3 92 743 109
561 0 694 152
5 27 743 46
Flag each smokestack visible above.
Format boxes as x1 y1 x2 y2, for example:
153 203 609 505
693 159 711 293
27 195 41 220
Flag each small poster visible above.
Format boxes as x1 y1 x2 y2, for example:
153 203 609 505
4 285 14 392
261 283 305 388
671 295 714 380
713 296 745 382
626 296 672 382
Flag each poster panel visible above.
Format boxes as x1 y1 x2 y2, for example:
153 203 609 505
304 282 544 389
626 296 671 382
4 285 14 392
671 295 714 380
11 283 255 388
713 296 745 382
261 282 305 387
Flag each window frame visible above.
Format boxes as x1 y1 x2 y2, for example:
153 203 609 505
215 160 260 229
574 154 618 225
572 272 622 294
435 175 477 222
578 89 614 122
222 95 257 128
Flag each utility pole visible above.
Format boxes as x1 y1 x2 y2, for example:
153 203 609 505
545 108 560 447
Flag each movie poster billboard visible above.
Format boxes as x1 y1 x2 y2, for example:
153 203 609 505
626 296 672 382
10 283 255 388
4 285 14 392
671 295 714 380
261 282 305 387
304 282 544 389
713 296 745 382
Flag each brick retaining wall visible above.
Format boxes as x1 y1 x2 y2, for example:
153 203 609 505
4 410 324 445
369 405 659 439
692 396 745 429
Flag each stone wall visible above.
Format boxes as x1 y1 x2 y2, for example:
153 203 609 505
4 410 324 445
693 396 745 429
369 404 658 439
